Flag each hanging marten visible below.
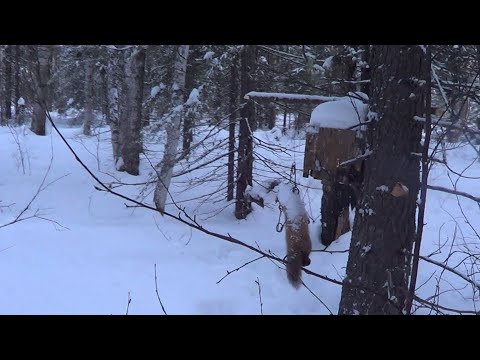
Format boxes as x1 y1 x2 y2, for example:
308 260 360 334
276 183 312 289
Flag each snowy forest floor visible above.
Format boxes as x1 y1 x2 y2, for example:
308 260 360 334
0 116 479 314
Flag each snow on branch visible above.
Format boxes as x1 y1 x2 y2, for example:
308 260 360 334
337 150 372 168
244 91 345 103
414 116 480 136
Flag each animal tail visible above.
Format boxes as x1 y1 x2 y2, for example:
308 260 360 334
286 251 310 289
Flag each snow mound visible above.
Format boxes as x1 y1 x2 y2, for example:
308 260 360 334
310 94 368 130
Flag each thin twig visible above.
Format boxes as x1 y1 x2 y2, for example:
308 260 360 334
217 256 265 284
255 277 264 315
301 280 333 315
427 184 480 204
154 264 168 315
311 249 350 254
414 253 480 291
414 295 480 315
125 292 132 315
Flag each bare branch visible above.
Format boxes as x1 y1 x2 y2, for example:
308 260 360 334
414 295 480 315
418 254 480 291
426 184 480 204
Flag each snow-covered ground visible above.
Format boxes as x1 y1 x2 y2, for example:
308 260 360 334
0 117 479 314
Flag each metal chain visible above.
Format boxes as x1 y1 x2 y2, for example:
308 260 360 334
290 163 299 194
276 204 285 232
277 162 301 233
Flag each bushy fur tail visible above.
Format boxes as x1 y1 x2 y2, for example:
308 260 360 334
286 253 303 288
286 251 311 289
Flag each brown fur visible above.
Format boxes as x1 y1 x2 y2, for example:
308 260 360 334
283 207 312 289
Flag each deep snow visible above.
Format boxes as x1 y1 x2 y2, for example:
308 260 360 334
0 117 479 314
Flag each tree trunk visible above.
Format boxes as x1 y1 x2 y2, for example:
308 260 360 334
227 55 239 201
14 45 21 123
83 54 94 136
320 180 336 246
0 46 5 125
4 45 12 120
100 65 110 127
235 45 256 219
183 46 200 158
183 107 194 158
31 45 52 136
360 45 371 96
119 46 146 175
295 105 309 131
266 102 276 129
107 50 121 166
338 45 426 315
154 45 189 213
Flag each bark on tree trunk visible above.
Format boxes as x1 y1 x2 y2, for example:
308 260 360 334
119 47 146 175
14 45 21 123
235 45 256 219
0 46 5 125
4 45 12 120
154 45 189 213
183 46 200 158
83 55 94 136
360 45 371 96
266 102 276 130
31 45 52 136
227 55 238 201
107 50 121 165
338 45 426 315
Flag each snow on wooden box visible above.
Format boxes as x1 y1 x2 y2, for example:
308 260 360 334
303 94 368 181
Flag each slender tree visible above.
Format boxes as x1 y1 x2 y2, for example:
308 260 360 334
30 45 53 136
118 46 146 175
83 47 95 136
227 53 239 201
4 45 13 120
154 45 190 213
14 45 21 121
106 48 122 166
235 45 256 219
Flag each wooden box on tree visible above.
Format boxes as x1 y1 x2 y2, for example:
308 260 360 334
302 94 368 244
